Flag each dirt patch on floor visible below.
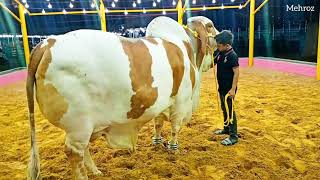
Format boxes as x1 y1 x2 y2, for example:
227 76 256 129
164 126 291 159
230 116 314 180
0 67 319 179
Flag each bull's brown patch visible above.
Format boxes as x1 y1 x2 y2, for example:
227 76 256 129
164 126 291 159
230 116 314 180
196 42 205 69
183 41 196 89
183 41 194 66
34 39 69 127
187 20 208 69
190 62 196 89
121 38 158 119
162 40 185 97
144 37 158 45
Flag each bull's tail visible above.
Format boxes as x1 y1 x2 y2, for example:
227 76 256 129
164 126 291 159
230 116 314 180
26 42 45 180
26 75 40 180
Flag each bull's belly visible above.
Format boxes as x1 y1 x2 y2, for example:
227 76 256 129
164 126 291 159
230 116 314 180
36 72 172 131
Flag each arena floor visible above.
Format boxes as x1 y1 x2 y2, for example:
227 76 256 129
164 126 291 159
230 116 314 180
0 61 320 179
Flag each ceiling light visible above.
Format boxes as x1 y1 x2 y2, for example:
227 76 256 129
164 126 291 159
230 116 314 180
203 5 206 11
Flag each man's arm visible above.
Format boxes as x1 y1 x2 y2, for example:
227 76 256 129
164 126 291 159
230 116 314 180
214 50 220 65
231 67 239 90
229 67 239 97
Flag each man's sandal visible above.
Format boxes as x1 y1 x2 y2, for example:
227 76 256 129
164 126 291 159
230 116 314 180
214 129 229 135
221 137 238 146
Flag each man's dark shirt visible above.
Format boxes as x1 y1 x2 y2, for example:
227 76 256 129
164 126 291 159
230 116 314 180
214 48 239 94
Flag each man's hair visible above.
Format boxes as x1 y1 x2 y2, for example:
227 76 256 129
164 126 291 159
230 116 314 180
215 30 234 45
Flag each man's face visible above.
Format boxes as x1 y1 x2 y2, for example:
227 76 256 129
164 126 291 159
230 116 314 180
217 43 229 52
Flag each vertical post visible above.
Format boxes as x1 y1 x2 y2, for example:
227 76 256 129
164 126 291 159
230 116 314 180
177 0 183 25
317 13 320 80
248 0 255 67
99 0 106 32
18 3 30 65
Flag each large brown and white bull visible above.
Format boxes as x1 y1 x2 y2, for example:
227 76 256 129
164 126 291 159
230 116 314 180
26 16 219 179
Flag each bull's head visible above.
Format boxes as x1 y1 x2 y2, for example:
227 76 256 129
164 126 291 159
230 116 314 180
185 16 219 72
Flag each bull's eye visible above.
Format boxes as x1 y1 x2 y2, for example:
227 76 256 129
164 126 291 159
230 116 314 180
207 24 213 29
206 26 214 34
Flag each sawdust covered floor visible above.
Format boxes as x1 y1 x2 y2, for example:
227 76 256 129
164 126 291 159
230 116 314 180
0 67 320 180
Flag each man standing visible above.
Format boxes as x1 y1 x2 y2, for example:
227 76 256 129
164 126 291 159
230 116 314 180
213 30 239 146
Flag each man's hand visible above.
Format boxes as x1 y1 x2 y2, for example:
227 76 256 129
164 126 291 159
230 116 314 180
228 88 236 98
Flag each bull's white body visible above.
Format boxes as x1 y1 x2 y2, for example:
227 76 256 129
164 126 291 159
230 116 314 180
27 16 216 179
38 29 195 149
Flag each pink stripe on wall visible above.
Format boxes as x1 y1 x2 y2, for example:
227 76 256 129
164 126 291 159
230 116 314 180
0 70 27 87
239 58 316 77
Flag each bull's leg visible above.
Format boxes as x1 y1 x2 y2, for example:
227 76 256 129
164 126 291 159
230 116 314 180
65 131 91 180
152 111 168 145
82 128 109 176
168 112 183 151
152 116 164 145
84 148 103 176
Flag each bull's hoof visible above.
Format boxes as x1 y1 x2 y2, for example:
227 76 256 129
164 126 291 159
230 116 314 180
152 136 163 145
92 169 103 176
167 142 179 151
